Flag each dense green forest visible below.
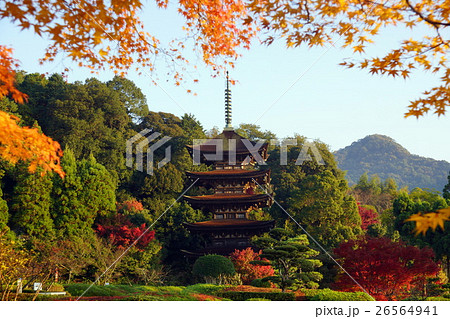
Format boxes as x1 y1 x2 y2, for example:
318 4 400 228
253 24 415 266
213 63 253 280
1 73 449 300
334 134 450 191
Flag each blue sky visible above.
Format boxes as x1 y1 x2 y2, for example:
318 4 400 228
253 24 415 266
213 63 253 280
1 3 450 162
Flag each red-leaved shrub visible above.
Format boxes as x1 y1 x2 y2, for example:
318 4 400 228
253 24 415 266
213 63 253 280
230 247 274 284
357 204 379 230
96 214 154 251
333 236 440 300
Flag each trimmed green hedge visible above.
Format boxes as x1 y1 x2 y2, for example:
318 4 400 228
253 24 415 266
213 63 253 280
65 284 136 297
306 289 373 301
122 295 199 301
216 290 295 301
300 288 322 298
183 284 227 295
47 283 65 292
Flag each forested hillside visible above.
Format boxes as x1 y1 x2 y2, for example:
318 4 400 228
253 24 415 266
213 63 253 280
334 135 450 191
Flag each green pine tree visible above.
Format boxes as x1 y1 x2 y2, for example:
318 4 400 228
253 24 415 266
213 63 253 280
252 228 323 292
10 165 55 240
53 150 116 238
107 75 149 120
52 149 88 238
78 154 116 218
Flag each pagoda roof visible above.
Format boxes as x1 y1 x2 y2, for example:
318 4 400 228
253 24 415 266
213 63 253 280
186 130 268 155
181 244 265 257
186 169 270 180
184 193 271 205
184 219 274 231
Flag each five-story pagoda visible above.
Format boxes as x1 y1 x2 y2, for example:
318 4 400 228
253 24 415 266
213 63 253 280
183 75 274 256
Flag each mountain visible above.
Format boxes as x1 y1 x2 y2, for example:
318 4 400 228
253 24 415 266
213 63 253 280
334 134 450 191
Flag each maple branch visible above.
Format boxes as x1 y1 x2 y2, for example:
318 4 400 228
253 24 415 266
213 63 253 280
364 1 396 11
130 22 164 55
130 22 188 70
302 0 312 23
429 25 445 48
402 42 446 60
405 0 450 27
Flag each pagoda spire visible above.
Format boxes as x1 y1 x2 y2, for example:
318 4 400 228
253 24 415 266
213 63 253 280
224 71 232 130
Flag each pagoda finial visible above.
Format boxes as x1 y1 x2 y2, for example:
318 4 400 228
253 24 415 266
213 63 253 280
224 71 232 130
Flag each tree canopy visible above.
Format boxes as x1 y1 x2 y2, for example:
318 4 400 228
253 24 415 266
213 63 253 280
268 135 362 248
392 190 449 275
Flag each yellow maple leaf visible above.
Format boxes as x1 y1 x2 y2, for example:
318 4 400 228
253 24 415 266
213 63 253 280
99 49 108 57
406 208 450 235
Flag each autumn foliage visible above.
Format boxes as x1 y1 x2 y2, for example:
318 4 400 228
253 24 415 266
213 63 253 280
357 204 379 230
96 214 155 251
0 45 26 104
1 45 64 177
248 0 450 117
2 0 450 118
333 236 440 300
0 231 30 300
3 0 450 118
0 0 254 81
0 111 64 178
406 208 450 235
116 200 144 213
229 247 274 284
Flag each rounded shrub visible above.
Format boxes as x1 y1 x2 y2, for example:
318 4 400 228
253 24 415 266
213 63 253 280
193 254 235 279
250 278 271 288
